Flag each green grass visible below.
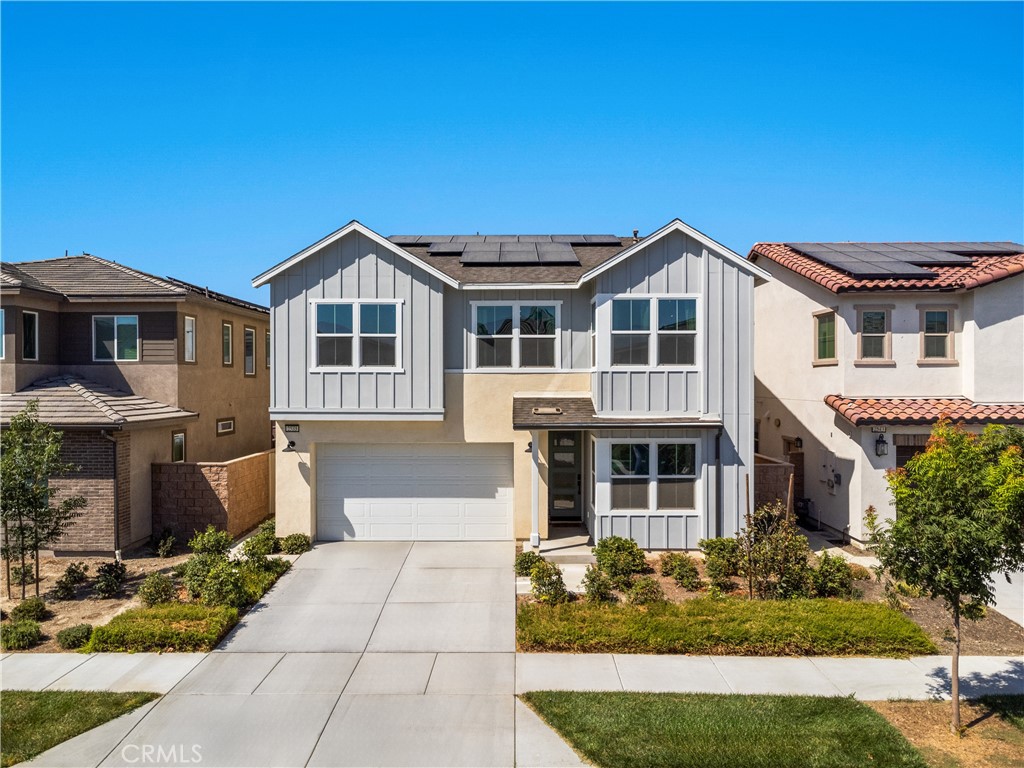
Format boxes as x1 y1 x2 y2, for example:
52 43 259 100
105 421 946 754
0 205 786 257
517 598 937 656
1 690 159 767
522 691 927 768
977 695 1024 731
85 603 238 652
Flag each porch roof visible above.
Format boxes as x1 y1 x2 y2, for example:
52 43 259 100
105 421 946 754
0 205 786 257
825 395 1024 426
512 396 723 430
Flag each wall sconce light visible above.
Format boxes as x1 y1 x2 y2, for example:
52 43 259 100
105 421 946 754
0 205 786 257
875 434 888 457
794 437 803 449
524 441 533 453
282 440 297 453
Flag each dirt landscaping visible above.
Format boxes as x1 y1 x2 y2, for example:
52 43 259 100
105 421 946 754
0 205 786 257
1 551 189 653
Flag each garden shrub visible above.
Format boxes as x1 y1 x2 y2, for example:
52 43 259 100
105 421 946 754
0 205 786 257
699 537 740 588
153 529 176 558
11 597 48 622
514 551 545 577
56 623 93 650
51 561 89 599
241 534 275 563
736 502 813 599
11 563 38 586
626 575 665 605
181 553 224 599
138 572 176 607
188 525 233 556
593 536 647 588
530 561 570 604
580 564 615 603
849 563 873 581
86 604 238 652
94 560 128 598
200 560 248 608
659 552 703 590
239 558 290 603
279 533 312 555
812 552 854 598
1 620 42 650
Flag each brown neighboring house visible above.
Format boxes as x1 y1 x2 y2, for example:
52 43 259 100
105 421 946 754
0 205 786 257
0 255 271 554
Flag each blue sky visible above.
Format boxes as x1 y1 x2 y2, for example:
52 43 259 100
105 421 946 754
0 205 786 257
3 1 1022 305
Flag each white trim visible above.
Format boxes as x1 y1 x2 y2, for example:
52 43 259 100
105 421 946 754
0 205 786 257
252 220 460 289
91 314 140 363
602 437 702 515
183 315 196 363
530 431 540 547
0 308 5 361
243 326 257 376
462 282 576 291
216 418 236 435
309 298 404 373
222 321 233 365
269 409 444 422
469 300 563 371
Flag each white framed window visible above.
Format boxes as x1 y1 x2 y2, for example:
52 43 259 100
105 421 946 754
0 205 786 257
222 322 233 365
918 306 955 363
611 299 650 366
243 327 256 376
471 301 560 369
265 329 271 368
310 299 403 371
216 418 235 436
608 439 700 513
855 305 893 363
656 299 697 366
183 315 196 363
656 443 697 510
608 296 700 368
22 311 39 361
93 315 138 362
0 308 5 360
171 431 186 463
610 443 649 509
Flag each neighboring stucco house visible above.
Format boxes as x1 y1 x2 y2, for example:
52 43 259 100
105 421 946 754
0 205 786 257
0 255 271 553
749 241 1024 545
253 219 769 549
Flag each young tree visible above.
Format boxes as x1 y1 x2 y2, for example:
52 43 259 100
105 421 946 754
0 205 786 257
868 420 1024 734
1 401 87 598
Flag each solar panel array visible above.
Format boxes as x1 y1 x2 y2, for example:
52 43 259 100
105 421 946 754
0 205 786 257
785 242 1024 279
388 234 624 266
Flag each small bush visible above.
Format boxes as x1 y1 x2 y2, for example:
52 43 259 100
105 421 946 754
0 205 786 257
153 529 176 558
138 572 176 607
699 537 740 587
239 558 290 603
180 553 224 599
849 563 873 581
659 552 703 591
188 525 233 556
11 597 48 622
626 575 666 605
241 534 275 562
530 561 570 604
94 560 128 598
11 563 37 586
279 533 312 555
86 604 238 652
593 536 647 588
813 552 854 598
1 620 42 650
514 551 545 577
51 560 90 600
201 560 249 608
580 564 615 603
56 623 93 650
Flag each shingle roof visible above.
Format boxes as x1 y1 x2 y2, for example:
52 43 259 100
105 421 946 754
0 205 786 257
750 242 1024 293
0 263 63 294
163 277 269 314
512 395 723 430
0 376 198 428
825 395 1024 426
7 255 186 298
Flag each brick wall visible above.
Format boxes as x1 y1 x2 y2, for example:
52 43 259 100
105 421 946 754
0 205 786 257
754 453 794 511
50 430 118 553
152 450 272 542
116 432 132 549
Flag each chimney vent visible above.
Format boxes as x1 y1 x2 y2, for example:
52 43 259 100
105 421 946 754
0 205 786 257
632 229 639 243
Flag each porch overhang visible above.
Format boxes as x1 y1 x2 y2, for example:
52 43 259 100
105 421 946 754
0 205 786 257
512 395 723 430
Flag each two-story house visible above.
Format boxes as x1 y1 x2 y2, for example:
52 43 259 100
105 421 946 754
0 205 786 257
253 219 769 549
749 241 1024 545
0 255 271 554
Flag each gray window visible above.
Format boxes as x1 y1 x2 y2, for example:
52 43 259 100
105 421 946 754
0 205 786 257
265 329 271 368
171 431 186 463
94 315 138 362
243 327 256 375
184 316 196 362
657 299 697 366
476 305 514 367
923 310 949 358
0 309 5 360
314 302 399 368
519 305 556 367
860 311 887 359
316 303 353 366
657 444 696 510
360 303 397 367
222 322 233 365
610 443 649 509
23 311 38 360
611 299 650 366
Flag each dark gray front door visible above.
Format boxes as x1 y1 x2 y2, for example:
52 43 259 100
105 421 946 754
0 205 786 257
548 431 582 523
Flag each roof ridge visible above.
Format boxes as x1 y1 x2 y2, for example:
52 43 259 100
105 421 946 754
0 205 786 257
63 376 126 424
79 255 186 294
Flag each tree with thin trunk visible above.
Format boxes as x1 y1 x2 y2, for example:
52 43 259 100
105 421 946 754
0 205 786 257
867 420 1024 735
1 401 87 598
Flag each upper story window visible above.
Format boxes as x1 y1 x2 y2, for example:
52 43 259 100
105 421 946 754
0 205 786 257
222 322 233 365
93 315 138 362
184 316 196 363
312 300 401 370
919 307 954 363
472 302 559 369
22 311 39 361
855 306 893 364
265 329 271 368
0 308 5 360
243 327 256 376
610 297 698 367
813 310 837 365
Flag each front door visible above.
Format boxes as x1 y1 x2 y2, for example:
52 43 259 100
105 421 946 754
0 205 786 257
548 431 582 523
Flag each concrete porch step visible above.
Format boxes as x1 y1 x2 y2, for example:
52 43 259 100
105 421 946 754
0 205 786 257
542 552 597 565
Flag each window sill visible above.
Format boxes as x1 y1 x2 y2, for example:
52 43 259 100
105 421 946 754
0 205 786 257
310 367 406 374
812 359 838 367
917 359 959 367
853 359 896 367
465 367 564 374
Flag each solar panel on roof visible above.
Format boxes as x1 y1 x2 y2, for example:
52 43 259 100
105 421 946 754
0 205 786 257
427 242 466 254
388 236 422 245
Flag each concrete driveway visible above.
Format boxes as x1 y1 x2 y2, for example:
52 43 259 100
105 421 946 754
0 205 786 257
29 541 582 768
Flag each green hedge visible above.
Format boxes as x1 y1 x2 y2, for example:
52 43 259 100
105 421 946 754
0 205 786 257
517 598 937 657
86 604 238 653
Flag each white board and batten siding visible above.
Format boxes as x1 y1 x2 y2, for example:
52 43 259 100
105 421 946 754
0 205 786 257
316 444 514 541
269 230 446 416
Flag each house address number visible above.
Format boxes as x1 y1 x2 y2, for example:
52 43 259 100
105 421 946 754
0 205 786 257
284 424 300 433
870 426 887 433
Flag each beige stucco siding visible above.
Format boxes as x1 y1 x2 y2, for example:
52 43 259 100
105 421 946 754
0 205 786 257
273 372 589 540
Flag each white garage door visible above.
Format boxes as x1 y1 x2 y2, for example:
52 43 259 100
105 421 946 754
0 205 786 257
316 443 514 541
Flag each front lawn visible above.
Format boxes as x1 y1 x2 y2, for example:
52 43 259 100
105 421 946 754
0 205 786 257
1 690 159 767
522 691 926 768
517 598 937 656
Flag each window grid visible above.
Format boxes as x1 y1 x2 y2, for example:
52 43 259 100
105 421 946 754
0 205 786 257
923 309 951 359
310 300 402 370
608 296 699 368
472 302 559 369
609 441 698 512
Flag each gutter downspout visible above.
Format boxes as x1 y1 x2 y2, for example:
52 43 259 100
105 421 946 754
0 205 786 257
715 426 724 538
100 430 121 561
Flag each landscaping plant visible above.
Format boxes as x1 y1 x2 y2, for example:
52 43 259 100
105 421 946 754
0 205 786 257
137 572 176 607
736 501 813 600
868 421 1024 734
626 575 665 605
10 563 37 587
580 564 615 603
1 619 42 650
279 532 312 554
86 603 238 652
593 536 647 589
698 537 740 589
514 550 545 577
188 524 233 556
530 560 570 604
199 559 249 608
152 529 176 558
51 561 89 600
56 623 93 650
10 597 48 622
659 552 702 591
93 560 128 598
812 551 854 598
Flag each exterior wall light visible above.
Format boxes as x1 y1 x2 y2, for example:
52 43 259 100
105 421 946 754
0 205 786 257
282 440 297 453
875 433 888 457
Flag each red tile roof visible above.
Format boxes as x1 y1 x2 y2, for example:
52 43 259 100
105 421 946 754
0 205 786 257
825 395 1024 426
750 242 1024 293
